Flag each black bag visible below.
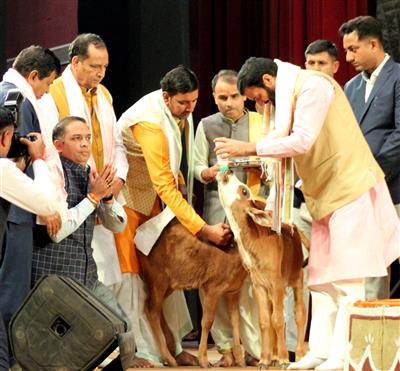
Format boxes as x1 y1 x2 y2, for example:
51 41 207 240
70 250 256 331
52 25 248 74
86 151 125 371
9 275 127 371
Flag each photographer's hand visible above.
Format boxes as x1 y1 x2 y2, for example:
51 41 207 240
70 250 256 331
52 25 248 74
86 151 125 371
20 132 45 159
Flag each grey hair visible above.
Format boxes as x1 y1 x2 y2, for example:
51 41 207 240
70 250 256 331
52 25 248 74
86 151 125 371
52 116 87 141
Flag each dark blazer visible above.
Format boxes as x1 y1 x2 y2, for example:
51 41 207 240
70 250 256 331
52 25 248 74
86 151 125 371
344 57 400 204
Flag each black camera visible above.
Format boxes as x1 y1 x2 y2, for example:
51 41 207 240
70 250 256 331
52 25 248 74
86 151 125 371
7 132 37 158
3 89 35 158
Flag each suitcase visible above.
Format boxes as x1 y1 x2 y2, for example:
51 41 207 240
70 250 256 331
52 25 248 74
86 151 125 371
9 275 127 371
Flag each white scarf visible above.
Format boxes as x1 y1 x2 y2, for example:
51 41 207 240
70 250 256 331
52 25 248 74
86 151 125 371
119 89 195 254
61 65 116 171
259 60 300 232
2 68 68 220
268 59 301 139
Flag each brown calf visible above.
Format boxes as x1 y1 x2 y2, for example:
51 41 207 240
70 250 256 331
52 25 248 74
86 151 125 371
138 219 247 368
217 170 307 369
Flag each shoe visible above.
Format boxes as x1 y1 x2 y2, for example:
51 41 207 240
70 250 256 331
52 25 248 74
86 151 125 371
287 352 326 370
315 358 344 370
288 351 296 362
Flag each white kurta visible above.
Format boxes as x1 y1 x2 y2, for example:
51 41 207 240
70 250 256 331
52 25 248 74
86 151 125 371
255 75 400 286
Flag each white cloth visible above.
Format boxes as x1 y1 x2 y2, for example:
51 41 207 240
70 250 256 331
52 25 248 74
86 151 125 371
362 53 390 102
51 199 126 243
256 75 335 157
92 225 123 285
0 158 58 216
111 273 193 364
118 89 195 255
308 279 365 361
2 68 67 220
271 59 302 139
61 65 117 172
309 181 399 285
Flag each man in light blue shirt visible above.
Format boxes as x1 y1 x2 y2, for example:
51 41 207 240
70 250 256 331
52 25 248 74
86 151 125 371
31 116 136 370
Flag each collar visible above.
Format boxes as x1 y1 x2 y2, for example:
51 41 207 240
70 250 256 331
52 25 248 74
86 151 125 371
60 155 90 174
220 109 249 125
362 53 390 83
80 85 97 96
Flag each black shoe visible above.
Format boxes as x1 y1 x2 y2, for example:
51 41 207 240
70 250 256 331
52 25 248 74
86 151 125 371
288 351 296 362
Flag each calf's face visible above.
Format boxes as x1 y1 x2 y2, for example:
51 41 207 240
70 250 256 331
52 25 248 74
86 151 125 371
217 170 272 227
217 170 252 210
217 170 273 267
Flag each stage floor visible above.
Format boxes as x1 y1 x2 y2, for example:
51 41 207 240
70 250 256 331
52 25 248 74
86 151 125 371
118 345 343 370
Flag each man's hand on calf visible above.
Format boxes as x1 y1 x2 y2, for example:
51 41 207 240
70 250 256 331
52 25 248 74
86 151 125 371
198 223 233 246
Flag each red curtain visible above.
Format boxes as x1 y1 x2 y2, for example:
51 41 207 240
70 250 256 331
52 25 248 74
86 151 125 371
190 0 368 122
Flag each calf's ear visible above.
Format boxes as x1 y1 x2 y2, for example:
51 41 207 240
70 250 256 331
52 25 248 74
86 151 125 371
251 198 267 210
247 207 273 227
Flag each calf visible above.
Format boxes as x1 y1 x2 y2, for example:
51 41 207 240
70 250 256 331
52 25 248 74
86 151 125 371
217 170 307 369
138 219 247 368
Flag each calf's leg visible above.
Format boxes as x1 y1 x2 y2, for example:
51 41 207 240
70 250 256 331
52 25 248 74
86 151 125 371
145 285 178 367
198 290 220 368
270 282 290 368
160 310 177 355
293 274 307 359
253 284 272 369
225 291 245 367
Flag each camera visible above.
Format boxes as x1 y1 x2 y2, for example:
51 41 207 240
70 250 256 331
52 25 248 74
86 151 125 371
7 133 37 158
3 88 35 158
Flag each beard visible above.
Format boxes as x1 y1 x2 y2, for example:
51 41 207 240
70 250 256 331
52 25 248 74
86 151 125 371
265 86 276 106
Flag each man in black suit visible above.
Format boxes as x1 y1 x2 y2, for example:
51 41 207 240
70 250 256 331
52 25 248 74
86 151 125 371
340 15 400 299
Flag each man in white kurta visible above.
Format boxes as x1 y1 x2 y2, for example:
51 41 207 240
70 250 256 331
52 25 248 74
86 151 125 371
0 108 59 370
214 57 400 370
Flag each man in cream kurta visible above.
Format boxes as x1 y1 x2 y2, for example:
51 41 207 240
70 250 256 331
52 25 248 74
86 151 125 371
115 66 232 366
194 69 265 366
214 57 400 370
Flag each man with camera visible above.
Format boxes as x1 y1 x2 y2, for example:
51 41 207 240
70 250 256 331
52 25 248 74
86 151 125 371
0 107 60 370
0 45 62 366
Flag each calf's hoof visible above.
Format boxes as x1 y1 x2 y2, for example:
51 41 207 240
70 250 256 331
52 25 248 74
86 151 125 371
165 359 178 367
199 360 211 368
175 350 199 366
258 362 270 370
212 353 234 367
237 360 246 368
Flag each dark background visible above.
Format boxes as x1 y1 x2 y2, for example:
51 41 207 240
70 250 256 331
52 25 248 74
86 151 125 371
3 0 400 121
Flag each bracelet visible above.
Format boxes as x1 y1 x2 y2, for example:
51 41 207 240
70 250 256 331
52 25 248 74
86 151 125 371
87 192 100 206
102 193 113 201
32 155 45 162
